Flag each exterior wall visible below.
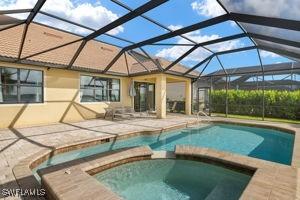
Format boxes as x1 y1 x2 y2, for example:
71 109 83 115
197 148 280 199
0 62 132 128
0 62 193 128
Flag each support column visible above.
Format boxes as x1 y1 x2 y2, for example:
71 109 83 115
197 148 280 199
209 76 212 116
155 74 167 118
185 80 192 115
257 49 265 121
225 75 228 117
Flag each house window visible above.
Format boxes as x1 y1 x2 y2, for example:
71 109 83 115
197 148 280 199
80 75 120 102
0 67 43 104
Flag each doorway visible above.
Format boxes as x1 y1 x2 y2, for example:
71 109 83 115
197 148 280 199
134 82 155 112
196 87 210 114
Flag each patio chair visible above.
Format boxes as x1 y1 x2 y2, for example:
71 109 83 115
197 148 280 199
104 108 113 119
111 106 140 120
123 106 146 117
169 102 177 113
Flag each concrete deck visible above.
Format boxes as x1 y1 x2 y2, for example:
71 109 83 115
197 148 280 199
1 115 300 199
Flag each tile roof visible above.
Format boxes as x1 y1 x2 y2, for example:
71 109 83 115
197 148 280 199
0 15 198 78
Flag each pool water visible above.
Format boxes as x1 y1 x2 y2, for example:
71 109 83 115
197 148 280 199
94 159 251 200
34 123 294 178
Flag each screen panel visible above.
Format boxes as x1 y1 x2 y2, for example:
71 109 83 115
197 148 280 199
34 13 93 36
115 16 166 43
217 49 260 71
74 40 124 72
39 0 129 36
0 13 28 24
0 23 25 58
0 0 38 10
241 23 300 43
28 40 82 67
187 57 211 76
220 0 300 21
256 39 300 61
146 0 226 27
21 22 82 59
115 0 150 10
205 37 251 53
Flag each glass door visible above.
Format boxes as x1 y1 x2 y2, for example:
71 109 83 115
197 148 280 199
134 82 155 112
196 87 210 114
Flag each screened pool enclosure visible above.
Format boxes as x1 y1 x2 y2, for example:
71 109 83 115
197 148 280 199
193 62 300 121
0 0 299 120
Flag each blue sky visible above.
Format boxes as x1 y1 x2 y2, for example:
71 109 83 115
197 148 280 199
0 0 294 74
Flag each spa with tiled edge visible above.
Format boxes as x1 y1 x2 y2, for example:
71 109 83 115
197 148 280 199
13 120 300 200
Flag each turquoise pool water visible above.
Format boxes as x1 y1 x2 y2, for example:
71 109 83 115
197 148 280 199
34 123 294 177
94 159 251 200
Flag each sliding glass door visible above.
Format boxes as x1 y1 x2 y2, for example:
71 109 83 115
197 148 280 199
134 82 155 112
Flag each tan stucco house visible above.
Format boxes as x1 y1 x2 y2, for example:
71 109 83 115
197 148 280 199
0 15 198 128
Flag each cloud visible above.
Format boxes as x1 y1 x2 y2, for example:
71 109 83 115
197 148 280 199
155 25 243 62
191 0 236 26
191 0 225 18
168 25 183 31
0 0 124 35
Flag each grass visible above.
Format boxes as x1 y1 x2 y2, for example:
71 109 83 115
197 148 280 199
212 113 300 124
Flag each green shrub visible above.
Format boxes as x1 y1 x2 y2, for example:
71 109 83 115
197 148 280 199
211 90 300 120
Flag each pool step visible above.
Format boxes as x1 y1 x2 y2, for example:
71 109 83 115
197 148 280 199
205 179 244 200
182 124 212 134
181 130 191 134
181 128 198 134
151 151 176 159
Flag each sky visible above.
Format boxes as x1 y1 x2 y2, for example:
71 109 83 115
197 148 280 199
0 0 297 75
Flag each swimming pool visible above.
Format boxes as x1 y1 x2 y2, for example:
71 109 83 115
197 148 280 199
94 159 251 200
34 123 294 177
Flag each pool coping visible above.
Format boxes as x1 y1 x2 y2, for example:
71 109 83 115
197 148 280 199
12 119 300 199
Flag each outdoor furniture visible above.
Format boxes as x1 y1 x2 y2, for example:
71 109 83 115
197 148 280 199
104 108 114 119
167 101 186 113
170 102 177 112
104 106 142 120
147 110 156 115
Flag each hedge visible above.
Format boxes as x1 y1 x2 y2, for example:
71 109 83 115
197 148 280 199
211 90 300 120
